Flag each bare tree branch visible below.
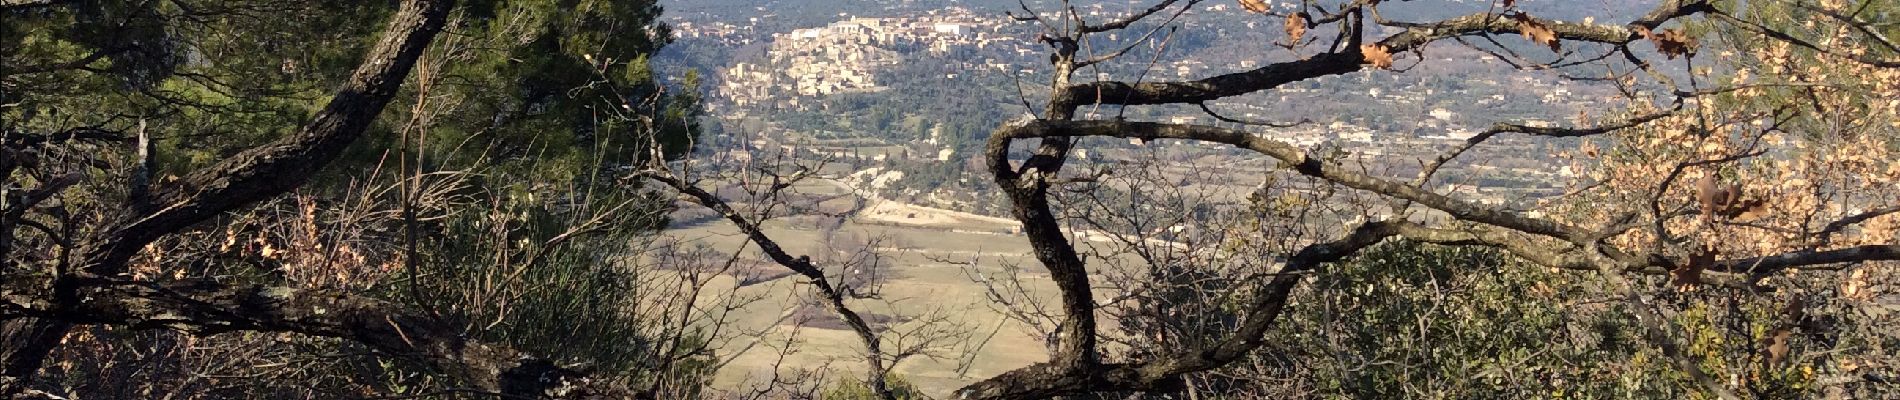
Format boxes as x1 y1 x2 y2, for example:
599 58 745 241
636 171 901 400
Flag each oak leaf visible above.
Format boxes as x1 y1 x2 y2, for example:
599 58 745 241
1671 245 1713 288
1695 174 1764 219
1284 12 1307 46
1726 198 1769 220
1719 184 1741 209
1649 28 1698 59
1361 44 1393 69
1511 13 1561 52
1238 0 1270 14
1764 327 1793 365
1696 174 1722 214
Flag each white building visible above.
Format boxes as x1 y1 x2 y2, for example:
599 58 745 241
933 23 969 36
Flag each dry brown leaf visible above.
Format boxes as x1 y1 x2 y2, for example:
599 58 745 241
1511 13 1561 52
1728 198 1770 220
1284 12 1308 46
1238 0 1270 14
1696 174 1721 214
1718 183 1741 211
1361 44 1393 69
1670 264 1702 287
1650 28 1698 59
1672 245 1714 287
1695 175 1769 219
1765 327 1792 365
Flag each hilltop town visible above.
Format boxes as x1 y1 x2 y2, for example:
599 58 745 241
661 2 1620 215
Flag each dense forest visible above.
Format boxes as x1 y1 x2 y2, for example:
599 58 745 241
4 0 1898 399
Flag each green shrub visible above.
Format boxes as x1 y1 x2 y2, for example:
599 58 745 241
822 374 925 400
